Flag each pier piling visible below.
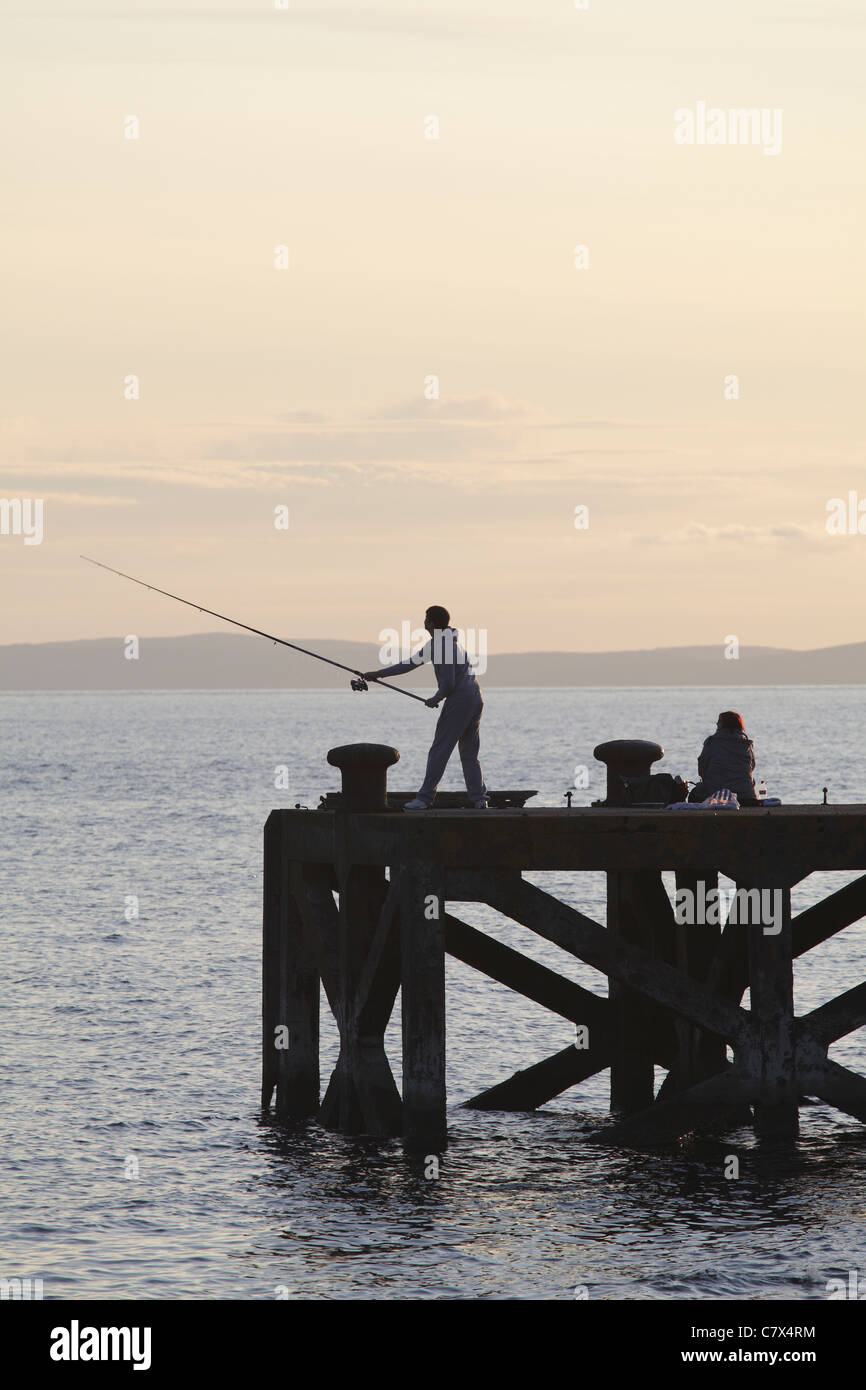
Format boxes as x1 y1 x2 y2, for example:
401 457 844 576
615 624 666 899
400 862 447 1149
262 815 320 1118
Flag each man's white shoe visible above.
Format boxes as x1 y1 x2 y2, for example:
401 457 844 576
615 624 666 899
403 798 430 811
473 800 489 810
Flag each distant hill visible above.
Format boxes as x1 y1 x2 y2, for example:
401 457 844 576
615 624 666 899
0 634 863 689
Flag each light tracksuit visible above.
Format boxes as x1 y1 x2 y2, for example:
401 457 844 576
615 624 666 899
377 628 488 806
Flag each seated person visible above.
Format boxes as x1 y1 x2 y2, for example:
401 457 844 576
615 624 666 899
688 711 759 804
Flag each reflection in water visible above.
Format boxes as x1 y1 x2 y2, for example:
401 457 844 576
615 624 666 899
253 1106 866 1300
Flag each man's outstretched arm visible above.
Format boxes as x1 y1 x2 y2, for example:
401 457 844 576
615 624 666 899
363 643 430 681
364 659 413 678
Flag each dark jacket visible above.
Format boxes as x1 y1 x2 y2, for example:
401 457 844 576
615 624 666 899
695 728 756 801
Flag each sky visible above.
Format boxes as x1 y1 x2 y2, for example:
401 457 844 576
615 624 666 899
1 0 864 657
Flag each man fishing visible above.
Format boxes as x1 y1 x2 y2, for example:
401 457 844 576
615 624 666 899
362 606 488 810
79 565 485 807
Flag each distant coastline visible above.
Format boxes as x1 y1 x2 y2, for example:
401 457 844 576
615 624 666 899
1 633 863 690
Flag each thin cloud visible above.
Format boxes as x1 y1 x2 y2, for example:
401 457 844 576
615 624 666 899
635 521 818 547
40 492 140 507
381 392 540 423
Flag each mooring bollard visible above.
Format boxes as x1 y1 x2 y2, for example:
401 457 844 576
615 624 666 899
592 738 664 807
326 743 400 811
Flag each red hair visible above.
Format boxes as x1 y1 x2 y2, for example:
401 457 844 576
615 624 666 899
718 710 745 732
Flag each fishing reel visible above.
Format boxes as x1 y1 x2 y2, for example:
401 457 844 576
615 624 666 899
350 677 368 692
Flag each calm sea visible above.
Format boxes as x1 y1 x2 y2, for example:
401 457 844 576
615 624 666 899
2 685 866 1300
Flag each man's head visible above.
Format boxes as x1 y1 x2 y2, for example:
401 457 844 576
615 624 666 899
424 605 450 635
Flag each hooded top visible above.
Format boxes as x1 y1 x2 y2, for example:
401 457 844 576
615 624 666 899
377 627 479 706
697 728 757 801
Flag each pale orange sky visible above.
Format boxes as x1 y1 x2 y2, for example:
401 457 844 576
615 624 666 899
1 0 864 654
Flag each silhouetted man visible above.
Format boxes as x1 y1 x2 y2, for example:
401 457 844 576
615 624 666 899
363 606 488 810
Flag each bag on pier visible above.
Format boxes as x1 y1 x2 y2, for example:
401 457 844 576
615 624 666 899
619 772 689 807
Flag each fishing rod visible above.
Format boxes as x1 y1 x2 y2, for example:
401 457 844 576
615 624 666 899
79 556 430 705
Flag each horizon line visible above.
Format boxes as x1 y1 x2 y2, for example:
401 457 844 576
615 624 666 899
2 633 865 657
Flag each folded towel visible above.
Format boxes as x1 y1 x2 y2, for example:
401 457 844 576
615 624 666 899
667 802 738 811
667 788 740 810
